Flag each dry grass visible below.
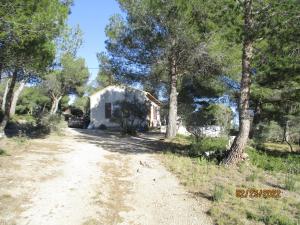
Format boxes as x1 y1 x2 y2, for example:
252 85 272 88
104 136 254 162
263 142 300 152
158 136 300 225
0 137 30 158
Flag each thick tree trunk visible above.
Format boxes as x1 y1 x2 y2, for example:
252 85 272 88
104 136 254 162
9 80 26 117
0 70 18 136
1 78 10 111
222 0 253 165
50 96 62 115
166 56 178 138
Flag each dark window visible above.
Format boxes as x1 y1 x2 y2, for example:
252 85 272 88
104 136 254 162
105 103 112 119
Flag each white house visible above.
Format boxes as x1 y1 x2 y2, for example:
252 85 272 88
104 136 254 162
89 85 161 129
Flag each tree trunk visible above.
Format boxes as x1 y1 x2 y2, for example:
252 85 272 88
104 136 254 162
0 63 3 82
9 80 26 117
50 96 62 115
166 55 178 138
283 121 293 152
249 100 261 138
1 78 10 112
222 0 253 165
0 70 18 136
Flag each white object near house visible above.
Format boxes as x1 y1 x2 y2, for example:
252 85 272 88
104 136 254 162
177 125 222 137
89 85 161 129
160 123 223 138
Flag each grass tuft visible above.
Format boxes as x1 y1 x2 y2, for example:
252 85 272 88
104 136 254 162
284 174 297 191
212 185 225 202
0 148 7 156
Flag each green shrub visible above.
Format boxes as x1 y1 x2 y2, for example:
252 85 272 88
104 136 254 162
254 121 283 143
247 147 300 173
11 114 37 124
189 137 228 160
212 185 225 202
38 114 64 133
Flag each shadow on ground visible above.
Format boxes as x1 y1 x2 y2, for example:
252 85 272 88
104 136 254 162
4 122 50 139
73 128 190 156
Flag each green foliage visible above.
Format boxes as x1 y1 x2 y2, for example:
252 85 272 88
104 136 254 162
189 137 228 160
39 114 65 133
0 0 70 74
96 52 116 88
44 53 89 114
105 0 222 98
247 147 300 174
250 1 300 146
16 87 50 115
185 104 232 135
72 96 90 114
45 53 89 98
56 25 83 57
254 121 283 143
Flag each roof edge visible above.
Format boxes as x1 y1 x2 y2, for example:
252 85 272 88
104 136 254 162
89 85 162 106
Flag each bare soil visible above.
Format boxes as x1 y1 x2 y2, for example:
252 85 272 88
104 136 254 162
0 129 212 225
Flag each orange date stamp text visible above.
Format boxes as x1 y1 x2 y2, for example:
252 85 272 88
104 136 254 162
236 188 282 198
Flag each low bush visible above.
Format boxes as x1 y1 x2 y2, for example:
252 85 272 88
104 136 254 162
38 114 65 134
189 137 228 161
247 147 300 174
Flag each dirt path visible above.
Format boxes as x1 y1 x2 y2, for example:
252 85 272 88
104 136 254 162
0 129 211 225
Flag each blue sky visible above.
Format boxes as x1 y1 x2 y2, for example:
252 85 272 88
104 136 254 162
68 0 122 81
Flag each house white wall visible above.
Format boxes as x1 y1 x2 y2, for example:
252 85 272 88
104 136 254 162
149 101 161 127
89 86 161 129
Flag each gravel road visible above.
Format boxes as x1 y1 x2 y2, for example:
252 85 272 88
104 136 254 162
0 128 212 225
